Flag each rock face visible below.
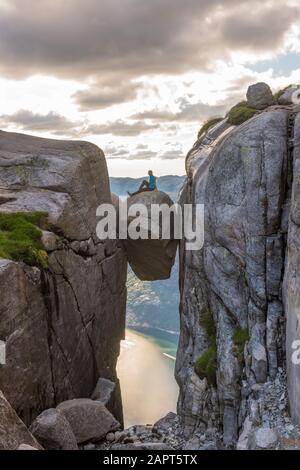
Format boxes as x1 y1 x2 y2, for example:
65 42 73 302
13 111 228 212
0 130 127 426
246 82 275 109
283 112 300 424
0 390 41 450
176 99 299 446
278 86 300 105
124 190 178 281
57 398 120 443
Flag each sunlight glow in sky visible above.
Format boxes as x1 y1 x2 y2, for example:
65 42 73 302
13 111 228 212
1 0 300 176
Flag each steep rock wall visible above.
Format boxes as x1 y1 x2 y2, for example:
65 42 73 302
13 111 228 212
283 112 300 424
0 131 127 425
176 106 298 446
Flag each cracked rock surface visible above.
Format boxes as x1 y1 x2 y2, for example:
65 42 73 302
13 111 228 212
0 130 127 426
176 102 300 447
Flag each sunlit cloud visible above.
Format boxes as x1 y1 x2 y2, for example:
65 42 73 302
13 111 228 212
0 0 299 176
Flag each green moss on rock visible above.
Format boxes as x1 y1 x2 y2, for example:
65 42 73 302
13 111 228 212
199 308 216 340
195 307 217 385
227 101 257 126
198 117 223 139
233 327 249 363
0 212 49 268
194 345 217 386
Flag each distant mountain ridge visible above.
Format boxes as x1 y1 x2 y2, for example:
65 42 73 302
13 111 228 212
109 175 186 198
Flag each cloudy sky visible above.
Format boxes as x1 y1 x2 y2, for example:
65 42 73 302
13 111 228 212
1 0 300 176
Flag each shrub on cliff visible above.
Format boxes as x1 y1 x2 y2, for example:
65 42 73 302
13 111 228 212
227 101 256 125
199 308 216 338
0 212 49 268
195 308 217 386
194 345 217 386
198 117 223 139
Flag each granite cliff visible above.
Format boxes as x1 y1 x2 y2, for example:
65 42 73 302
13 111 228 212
176 83 300 448
0 131 127 428
0 130 177 449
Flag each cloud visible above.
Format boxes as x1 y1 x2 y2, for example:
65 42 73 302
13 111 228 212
73 80 141 110
106 148 157 160
82 119 160 137
104 144 128 156
0 110 160 138
127 150 157 160
106 143 185 161
220 4 299 50
159 149 185 160
0 0 298 82
0 109 80 134
131 99 228 123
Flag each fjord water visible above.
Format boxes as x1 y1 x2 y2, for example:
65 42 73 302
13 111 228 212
112 177 182 427
117 329 179 427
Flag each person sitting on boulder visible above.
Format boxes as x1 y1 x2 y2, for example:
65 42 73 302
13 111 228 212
128 170 157 196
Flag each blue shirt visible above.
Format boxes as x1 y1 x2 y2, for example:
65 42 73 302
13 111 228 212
149 175 156 189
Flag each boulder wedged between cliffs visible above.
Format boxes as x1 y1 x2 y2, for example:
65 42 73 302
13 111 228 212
122 190 178 281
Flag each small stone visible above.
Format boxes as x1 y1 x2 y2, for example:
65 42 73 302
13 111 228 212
57 398 120 444
41 231 58 252
106 433 115 442
29 408 78 450
114 431 125 442
123 437 135 444
86 238 96 256
79 241 88 254
236 417 253 451
287 424 294 432
70 241 80 253
251 427 279 449
246 82 275 109
84 443 96 450
252 343 268 383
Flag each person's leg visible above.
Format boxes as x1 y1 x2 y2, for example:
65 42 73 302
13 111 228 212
128 180 150 196
138 180 149 191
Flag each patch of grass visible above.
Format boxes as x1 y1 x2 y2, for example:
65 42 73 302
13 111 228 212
233 327 249 363
195 308 217 386
199 308 216 339
227 101 257 126
198 117 223 139
0 212 49 268
195 345 217 386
